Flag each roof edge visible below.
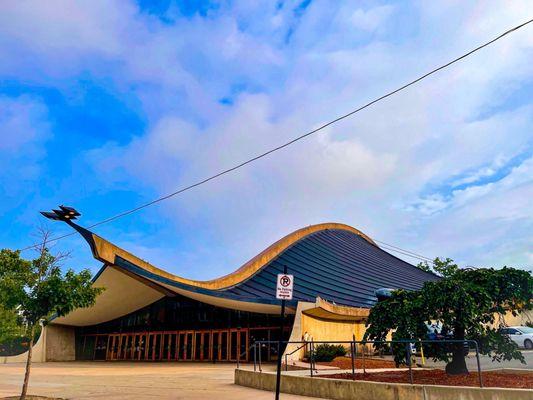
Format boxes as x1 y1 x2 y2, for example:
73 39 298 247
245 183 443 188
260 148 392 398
86 222 376 291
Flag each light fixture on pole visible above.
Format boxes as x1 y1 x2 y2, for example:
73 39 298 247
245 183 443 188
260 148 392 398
40 205 81 222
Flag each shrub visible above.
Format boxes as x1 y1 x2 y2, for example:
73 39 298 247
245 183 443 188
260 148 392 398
312 344 347 362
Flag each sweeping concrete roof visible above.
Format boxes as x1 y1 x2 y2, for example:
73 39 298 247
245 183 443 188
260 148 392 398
53 222 438 326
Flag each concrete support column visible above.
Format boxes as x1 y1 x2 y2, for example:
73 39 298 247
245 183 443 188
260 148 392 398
45 325 76 361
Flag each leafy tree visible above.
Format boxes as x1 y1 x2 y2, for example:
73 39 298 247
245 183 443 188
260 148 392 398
0 249 31 308
0 306 23 345
364 258 532 375
0 229 103 400
0 249 30 352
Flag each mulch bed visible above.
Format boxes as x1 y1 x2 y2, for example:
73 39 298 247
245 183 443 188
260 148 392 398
322 369 533 389
318 356 397 369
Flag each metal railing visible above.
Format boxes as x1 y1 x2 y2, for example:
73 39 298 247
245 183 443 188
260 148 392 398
283 343 307 371
236 344 257 369
250 339 484 388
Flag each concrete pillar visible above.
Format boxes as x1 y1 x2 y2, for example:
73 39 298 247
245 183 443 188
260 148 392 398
45 324 76 361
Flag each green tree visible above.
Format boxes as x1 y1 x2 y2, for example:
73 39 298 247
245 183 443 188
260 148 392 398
0 249 30 351
0 306 23 345
364 258 532 375
0 229 103 400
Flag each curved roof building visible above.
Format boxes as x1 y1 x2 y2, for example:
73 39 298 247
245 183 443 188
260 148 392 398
15 215 438 364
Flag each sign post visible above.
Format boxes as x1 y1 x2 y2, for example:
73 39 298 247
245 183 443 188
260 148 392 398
275 266 293 400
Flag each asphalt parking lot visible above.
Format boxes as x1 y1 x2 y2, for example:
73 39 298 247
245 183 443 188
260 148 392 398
421 350 533 370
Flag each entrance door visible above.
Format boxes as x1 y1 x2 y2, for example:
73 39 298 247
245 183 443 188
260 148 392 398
94 335 109 360
146 333 162 361
119 334 129 360
178 332 186 360
201 332 210 361
153 333 163 360
83 328 262 363
184 332 194 360
194 332 202 360
138 334 147 360
161 333 170 361
239 330 248 362
220 331 228 361
229 330 238 361
132 334 142 360
212 331 220 361
167 333 177 360
107 334 120 360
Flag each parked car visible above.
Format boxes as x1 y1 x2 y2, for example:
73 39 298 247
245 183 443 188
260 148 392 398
425 323 469 355
499 326 533 349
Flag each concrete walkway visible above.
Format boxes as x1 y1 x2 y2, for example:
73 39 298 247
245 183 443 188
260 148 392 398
0 362 317 400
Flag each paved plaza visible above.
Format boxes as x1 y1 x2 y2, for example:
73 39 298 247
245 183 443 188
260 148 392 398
0 362 314 400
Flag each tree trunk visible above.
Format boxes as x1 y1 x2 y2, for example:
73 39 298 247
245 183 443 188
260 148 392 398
445 325 468 375
20 325 35 400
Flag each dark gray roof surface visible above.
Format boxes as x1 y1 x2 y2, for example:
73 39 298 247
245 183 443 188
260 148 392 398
115 228 438 309
223 229 439 307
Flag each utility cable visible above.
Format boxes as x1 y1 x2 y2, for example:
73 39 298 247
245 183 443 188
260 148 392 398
19 18 533 262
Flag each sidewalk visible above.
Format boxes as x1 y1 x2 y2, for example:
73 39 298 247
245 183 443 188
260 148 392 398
0 362 316 400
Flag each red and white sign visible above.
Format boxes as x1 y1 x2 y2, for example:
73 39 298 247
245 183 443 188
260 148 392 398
276 274 294 300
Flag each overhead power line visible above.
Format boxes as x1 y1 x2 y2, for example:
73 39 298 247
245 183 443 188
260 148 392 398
375 241 434 263
20 18 533 261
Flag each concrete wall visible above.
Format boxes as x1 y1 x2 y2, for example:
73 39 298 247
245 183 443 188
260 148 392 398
301 314 370 353
1 326 47 364
235 369 532 400
284 301 314 362
500 310 532 327
1 324 75 363
45 325 75 361
283 303 371 363
302 314 366 341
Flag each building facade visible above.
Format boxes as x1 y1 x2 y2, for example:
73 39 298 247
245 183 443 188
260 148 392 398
3 221 441 363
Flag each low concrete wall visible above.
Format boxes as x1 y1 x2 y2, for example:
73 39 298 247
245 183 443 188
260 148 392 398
235 369 532 400
1 324 76 363
1 326 47 364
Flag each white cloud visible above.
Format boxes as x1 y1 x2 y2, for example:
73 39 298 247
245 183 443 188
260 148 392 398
0 96 50 214
0 96 49 151
1 1 532 275
88 1 533 274
350 5 395 32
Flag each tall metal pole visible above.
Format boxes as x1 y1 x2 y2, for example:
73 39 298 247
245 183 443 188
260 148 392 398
310 341 315 377
473 341 483 388
275 265 288 400
406 342 413 384
258 343 262 372
253 342 257 372
350 342 355 380
362 340 366 374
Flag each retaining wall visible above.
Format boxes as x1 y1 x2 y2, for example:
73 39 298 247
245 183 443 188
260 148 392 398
235 369 532 400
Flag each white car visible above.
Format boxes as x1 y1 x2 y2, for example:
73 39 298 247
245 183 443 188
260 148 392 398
499 326 533 349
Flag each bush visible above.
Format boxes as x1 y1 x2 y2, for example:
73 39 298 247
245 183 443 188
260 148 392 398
312 344 347 362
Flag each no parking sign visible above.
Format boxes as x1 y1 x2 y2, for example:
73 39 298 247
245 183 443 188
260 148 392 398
276 274 294 300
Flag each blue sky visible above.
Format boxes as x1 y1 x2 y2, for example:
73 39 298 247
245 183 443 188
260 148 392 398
0 0 532 278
